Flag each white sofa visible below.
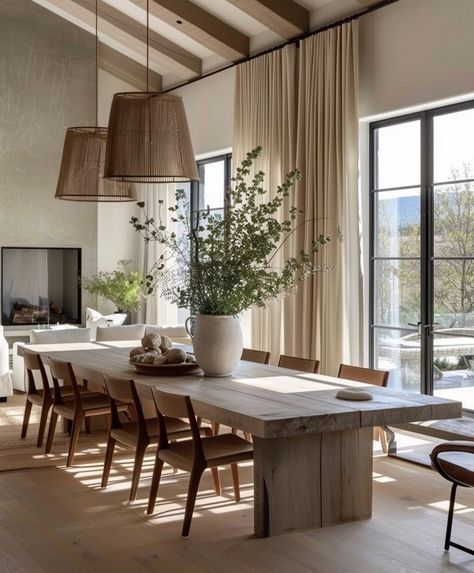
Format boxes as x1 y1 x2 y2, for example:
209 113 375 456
0 325 13 399
12 324 190 392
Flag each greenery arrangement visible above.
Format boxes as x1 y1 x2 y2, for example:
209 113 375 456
130 147 330 316
82 259 145 312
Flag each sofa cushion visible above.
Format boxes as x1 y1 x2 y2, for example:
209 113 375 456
86 307 127 340
30 327 91 344
96 324 146 342
145 324 190 344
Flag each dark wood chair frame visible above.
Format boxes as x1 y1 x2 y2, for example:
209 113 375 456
21 350 53 447
278 354 320 374
147 388 253 536
431 441 474 555
45 357 121 467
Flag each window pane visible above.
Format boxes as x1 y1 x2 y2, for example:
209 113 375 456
375 120 420 189
434 259 474 329
375 189 420 257
374 259 420 327
434 182 474 257
373 327 421 392
433 108 474 183
201 160 225 209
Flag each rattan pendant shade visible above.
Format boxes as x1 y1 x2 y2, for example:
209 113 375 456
55 127 136 201
104 93 199 183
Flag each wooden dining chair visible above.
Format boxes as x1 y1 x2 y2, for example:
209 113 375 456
45 356 126 467
337 364 390 452
21 349 53 448
430 441 474 554
278 354 320 374
241 348 271 365
147 388 253 536
102 375 209 502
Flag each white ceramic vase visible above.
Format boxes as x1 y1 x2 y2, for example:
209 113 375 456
185 314 243 377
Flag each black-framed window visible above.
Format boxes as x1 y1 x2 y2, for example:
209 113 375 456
191 153 232 220
370 100 474 410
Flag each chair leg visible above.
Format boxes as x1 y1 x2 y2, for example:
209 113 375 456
244 432 252 442
36 402 52 448
67 413 84 467
20 399 33 439
45 411 59 454
445 483 458 551
101 436 116 488
182 464 205 537
130 440 148 502
84 418 92 434
210 466 221 496
212 422 220 436
147 455 164 515
378 426 388 454
230 463 240 502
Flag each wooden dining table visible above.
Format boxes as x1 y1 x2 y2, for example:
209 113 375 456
20 341 462 537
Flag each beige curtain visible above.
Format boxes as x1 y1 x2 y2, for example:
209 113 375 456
233 21 362 374
137 184 180 326
233 44 297 356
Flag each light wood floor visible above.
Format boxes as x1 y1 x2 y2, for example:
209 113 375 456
0 455 473 573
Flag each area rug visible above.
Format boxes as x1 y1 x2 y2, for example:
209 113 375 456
0 393 150 472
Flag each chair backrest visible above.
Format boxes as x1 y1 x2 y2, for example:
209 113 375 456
241 348 270 365
337 364 389 387
23 349 50 395
278 354 320 374
29 328 91 344
151 388 204 459
47 356 81 405
96 324 146 342
103 375 147 435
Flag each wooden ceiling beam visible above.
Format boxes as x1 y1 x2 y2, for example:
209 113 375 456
98 43 162 92
129 0 249 61
73 0 202 77
227 0 309 38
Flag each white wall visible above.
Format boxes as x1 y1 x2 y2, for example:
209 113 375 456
359 0 474 119
171 67 235 156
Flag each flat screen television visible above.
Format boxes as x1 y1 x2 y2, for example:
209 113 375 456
1 247 81 326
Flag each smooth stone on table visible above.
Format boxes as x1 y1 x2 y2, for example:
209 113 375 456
185 314 243 377
336 389 373 401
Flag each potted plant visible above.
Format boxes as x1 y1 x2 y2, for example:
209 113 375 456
131 147 330 376
82 260 145 323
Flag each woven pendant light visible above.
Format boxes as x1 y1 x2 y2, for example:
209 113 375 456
103 1 198 184
55 2 135 201
55 127 135 201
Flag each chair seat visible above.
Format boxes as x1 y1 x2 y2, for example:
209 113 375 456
27 390 50 406
161 433 253 470
438 452 474 487
111 416 193 447
54 395 113 418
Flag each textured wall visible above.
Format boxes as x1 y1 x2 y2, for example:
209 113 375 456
0 0 97 322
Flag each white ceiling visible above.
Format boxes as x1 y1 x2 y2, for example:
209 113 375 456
31 0 374 89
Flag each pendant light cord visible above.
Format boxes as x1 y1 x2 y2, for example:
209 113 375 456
146 0 149 92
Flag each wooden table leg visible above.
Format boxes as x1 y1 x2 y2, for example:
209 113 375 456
253 427 373 537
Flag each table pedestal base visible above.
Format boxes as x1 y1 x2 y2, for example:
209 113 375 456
253 427 373 537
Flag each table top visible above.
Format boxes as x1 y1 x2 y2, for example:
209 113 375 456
20 342 462 439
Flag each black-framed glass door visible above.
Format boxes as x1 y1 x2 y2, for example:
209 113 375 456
370 100 474 411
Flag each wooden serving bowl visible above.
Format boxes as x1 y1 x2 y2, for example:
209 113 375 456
129 361 202 376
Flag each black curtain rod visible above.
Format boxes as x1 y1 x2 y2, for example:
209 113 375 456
163 0 399 94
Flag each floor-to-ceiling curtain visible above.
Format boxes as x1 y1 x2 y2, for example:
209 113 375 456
233 21 362 373
136 184 180 326
233 44 298 356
